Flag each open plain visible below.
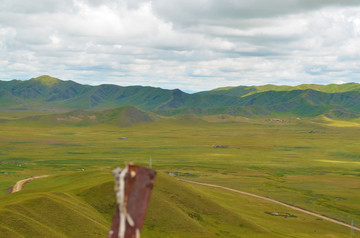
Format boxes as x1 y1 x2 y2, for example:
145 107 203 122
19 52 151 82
0 111 359 237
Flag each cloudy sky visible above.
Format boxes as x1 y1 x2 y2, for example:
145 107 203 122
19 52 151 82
1 0 360 92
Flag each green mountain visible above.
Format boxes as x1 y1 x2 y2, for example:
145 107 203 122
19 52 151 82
159 89 360 118
1 75 360 118
234 89 360 118
0 76 240 111
202 83 360 97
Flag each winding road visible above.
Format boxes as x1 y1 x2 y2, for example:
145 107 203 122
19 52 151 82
10 175 50 193
177 178 360 232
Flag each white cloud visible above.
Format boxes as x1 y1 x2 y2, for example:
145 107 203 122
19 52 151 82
0 0 359 91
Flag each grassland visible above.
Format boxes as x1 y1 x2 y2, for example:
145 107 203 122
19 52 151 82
0 113 359 237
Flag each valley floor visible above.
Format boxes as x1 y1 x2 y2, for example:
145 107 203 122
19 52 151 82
0 115 359 237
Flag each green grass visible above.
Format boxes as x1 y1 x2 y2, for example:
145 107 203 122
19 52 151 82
207 82 360 97
0 113 359 237
0 172 351 237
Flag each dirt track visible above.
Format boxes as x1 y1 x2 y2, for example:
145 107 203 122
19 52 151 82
10 175 50 193
177 178 360 232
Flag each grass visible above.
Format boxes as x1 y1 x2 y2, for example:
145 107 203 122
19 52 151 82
0 113 359 237
320 116 360 127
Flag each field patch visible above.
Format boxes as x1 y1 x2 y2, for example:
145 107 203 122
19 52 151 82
321 117 360 127
331 152 360 159
317 159 360 165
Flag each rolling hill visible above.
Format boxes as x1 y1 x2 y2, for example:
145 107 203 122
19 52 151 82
0 172 350 237
6 105 158 127
158 89 360 118
1 75 360 118
201 83 360 97
0 76 244 111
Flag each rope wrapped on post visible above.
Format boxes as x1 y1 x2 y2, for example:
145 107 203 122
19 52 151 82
109 163 156 238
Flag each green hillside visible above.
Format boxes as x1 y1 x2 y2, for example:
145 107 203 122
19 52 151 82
0 75 173 111
1 76 360 119
204 82 360 97
0 172 351 237
159 89 360 118
200 85 258 97
0 76 240 111
11 105 158 127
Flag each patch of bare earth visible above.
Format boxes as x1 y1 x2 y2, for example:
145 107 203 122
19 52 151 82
10 175 50 193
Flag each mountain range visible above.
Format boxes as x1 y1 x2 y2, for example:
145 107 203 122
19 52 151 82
1 75 360 118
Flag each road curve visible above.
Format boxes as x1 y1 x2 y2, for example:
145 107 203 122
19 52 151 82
177 178 360 232
10 175 50 193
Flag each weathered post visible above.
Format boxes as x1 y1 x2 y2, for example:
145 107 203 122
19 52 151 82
109 163 156 238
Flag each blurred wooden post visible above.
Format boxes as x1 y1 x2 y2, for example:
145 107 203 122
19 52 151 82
109 164 156 238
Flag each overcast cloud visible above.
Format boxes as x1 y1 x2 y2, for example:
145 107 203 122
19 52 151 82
0 0 359 91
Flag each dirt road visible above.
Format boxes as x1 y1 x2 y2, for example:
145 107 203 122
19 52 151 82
10 175 50 193
177 178 360 232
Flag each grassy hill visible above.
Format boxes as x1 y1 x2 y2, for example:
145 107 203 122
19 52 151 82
0 171 351 237
203 82 360 97
0 76 171 111
10 105 158 127
0 76 241 112
159 89 360 118
1 75 360 119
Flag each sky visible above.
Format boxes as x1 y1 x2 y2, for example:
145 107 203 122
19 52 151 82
1 0 360 92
